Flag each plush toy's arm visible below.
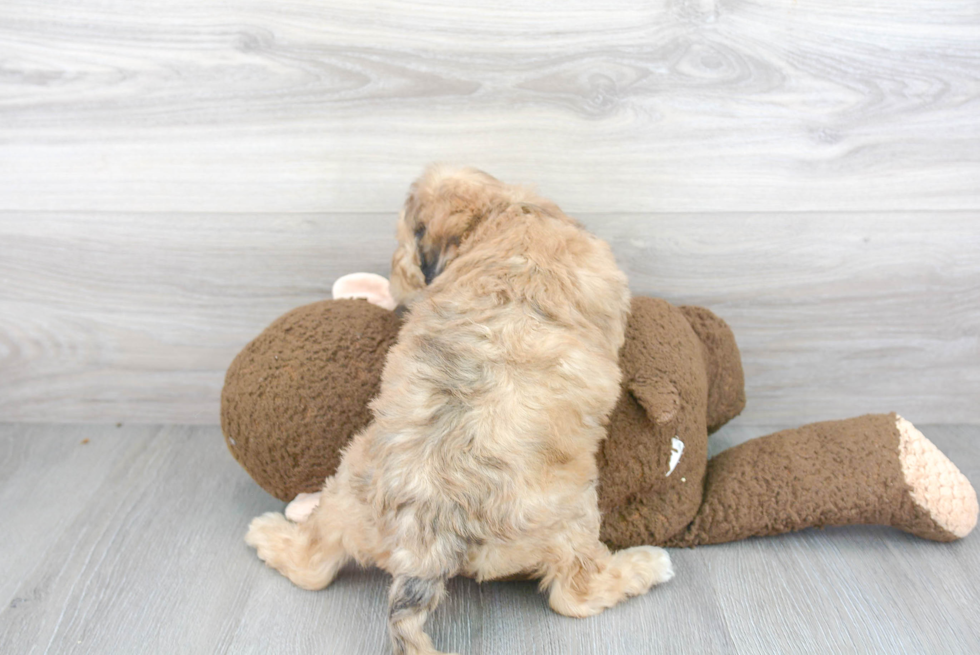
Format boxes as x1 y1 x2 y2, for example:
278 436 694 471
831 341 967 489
665 414 978 547
628 376 681 425
619 297 707 428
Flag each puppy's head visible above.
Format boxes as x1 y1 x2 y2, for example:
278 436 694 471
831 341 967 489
390 165 509 307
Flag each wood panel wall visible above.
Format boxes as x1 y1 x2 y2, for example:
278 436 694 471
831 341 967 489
1 0 978 424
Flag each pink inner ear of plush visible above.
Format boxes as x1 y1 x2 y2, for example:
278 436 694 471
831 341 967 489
331 273 397 310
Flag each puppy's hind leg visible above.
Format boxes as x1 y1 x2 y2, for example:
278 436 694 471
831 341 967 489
245 490 350 591
388 575 457 655
542 540 674 618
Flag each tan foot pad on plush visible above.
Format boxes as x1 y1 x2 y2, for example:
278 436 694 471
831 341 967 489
898 416 979 538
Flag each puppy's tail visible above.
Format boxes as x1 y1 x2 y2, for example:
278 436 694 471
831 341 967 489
245 511 349 590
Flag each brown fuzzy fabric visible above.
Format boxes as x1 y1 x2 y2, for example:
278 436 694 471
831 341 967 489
221 299 401 501
679 305 746 435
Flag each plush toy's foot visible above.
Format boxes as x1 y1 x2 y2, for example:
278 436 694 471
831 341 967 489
285 491 321 523
896 416 978 540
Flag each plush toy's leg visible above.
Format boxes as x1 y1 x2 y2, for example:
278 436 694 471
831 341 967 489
666 413 978 547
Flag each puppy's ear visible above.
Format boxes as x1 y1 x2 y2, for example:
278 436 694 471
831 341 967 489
390 206 427 308
390 165 509 306
401 181 442 284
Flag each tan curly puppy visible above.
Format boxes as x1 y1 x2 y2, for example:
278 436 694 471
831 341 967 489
246 165 674 655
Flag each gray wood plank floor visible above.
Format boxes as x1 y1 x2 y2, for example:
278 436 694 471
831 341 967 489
2 423 978 654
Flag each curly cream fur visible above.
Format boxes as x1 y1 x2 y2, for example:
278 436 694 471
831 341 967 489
247 165 673 655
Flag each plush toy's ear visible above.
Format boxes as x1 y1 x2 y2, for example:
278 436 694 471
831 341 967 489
628 375 681 425
332 273 397 310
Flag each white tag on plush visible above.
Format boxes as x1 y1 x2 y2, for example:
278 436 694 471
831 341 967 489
666 437 684 476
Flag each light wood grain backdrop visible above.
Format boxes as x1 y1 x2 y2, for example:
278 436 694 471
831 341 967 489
1 0 978 424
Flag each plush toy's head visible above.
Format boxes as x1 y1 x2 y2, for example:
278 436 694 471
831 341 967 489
221 299 401 502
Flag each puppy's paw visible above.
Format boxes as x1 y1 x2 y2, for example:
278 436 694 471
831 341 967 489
246 511 346 591
245 511 295 567
613 545 674 596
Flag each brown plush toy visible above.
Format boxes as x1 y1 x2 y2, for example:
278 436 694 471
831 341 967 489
222 276 978 548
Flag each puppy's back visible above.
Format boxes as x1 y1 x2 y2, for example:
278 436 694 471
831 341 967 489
375 205 629 492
